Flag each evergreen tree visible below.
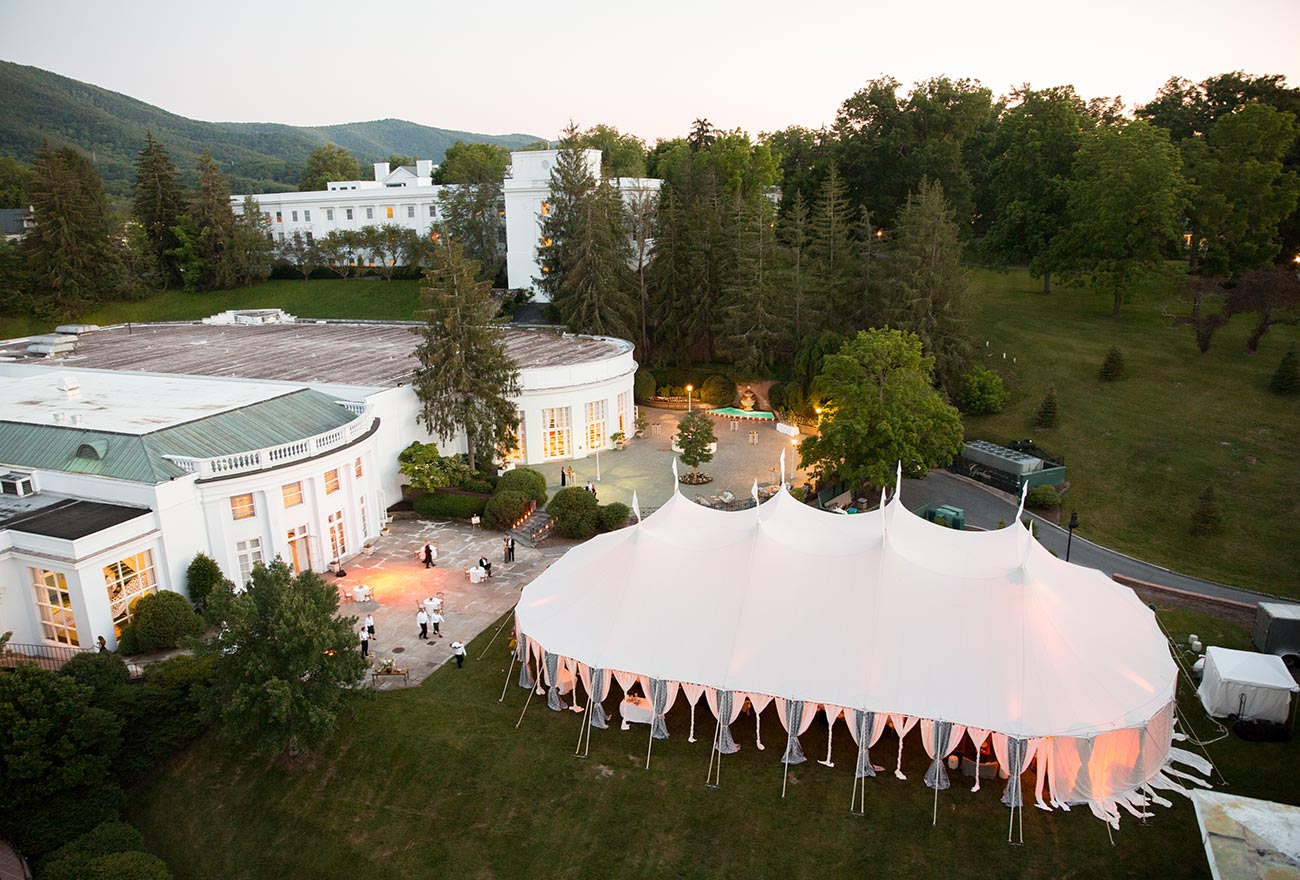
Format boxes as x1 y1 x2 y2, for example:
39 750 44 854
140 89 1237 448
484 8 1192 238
1191 484 1224 536
1100 347 1126 381
131 131 186 286
412 238 521 472
721 193 786 374
24 143 127 316
646 186 695 362
1270 343 1300 395
552 177 638 340
537 123 597 301
182 149 236 290
807 160 855 317
1036 385 1059 428
0 155 33 209
877 179 971 392
778 190 812 343
228 196 274 286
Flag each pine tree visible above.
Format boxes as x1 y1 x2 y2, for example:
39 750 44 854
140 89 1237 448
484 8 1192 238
807 160 854 316
537 123 597 300
1191 484 1224 536
411 239 521 473
646 186 695 361
183 149 236 290
1036 385 1059 428
721 193 787 374
24 142 127 316
778 191 812 345
1270 343 1300 395
132 131 186 286
553 178 638 340
1100 346 1126 381
228 196 274 286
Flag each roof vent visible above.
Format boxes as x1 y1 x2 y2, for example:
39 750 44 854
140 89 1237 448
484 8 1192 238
60 375 81 400
0 471 36 497
53 412 66 425
70 413 83 426
76 440 107 460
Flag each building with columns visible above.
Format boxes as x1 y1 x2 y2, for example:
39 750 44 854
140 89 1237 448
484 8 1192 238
0 310 634 651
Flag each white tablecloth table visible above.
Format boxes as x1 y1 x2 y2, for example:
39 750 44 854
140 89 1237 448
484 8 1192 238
466 567 484 584
620 695 653 730
351 585 372 602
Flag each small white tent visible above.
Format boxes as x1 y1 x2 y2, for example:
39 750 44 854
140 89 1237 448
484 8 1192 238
1198 646 1299 723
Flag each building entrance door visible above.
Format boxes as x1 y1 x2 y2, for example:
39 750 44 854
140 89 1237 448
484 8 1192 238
287 525 312 574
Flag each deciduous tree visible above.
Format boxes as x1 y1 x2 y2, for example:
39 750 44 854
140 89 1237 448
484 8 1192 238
433 141 510 185
276 231 321 280
673 409 717 479
299 143 360 191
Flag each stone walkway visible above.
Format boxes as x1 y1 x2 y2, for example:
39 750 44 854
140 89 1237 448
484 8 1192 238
334 518 561 687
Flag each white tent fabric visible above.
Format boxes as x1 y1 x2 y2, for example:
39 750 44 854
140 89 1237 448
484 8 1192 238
1198 646 1299 723
516 485 1195 821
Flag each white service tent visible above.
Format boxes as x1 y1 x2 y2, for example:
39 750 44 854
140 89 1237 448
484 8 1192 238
1198 646 1299 723
514 484 1210 826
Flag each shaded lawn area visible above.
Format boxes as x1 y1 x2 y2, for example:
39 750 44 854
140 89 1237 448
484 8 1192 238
131 609 1300 880
963 268 1300 596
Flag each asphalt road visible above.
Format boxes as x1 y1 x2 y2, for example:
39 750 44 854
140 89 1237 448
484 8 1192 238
902 471 1295 608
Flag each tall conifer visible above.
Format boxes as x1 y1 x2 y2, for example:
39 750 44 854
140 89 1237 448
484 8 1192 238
132 131 186 286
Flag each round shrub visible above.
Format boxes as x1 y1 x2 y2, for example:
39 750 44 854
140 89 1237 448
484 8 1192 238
484 490 533 530
954 366 1009 415
80 851 174 880
598 502 631 532
413 491 489 521
767 382 787 410
185 553 224 615
117 592 204 655
459 475 496 495
40 821 145 880
1024 485 1060 510
784 385 807 419
699 375 734 407
634 369 656 403
60 651 130 694
496 467 548 505
546 487 600 540
13 778 124 859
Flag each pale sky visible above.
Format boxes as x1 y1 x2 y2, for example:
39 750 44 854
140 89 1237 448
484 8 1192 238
2 0 1298 144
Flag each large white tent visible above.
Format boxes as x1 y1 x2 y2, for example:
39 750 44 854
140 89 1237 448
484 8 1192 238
514 481 1210 826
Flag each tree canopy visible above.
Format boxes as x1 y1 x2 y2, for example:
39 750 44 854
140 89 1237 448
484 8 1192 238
299 143 360 191
433 141 510 185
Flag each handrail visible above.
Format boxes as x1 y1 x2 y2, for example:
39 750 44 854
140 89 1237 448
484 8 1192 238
164 409 374 479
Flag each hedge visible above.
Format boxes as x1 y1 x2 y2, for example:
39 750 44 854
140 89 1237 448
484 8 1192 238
1025 485 1060 510
767 381 787 410
39 821 145 880
634 369 656 403
547 487 600 539
484 490 533 530
77 851 173 880
699 375 735 407
598 502 631 532
496 467 548 505
117 591 204 655
413 491 489 520
61 651 131 694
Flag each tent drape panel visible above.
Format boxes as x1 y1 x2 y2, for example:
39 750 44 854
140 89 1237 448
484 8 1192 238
776 699 818 766
851 710 878 779
705 689 742 754
1000 737 1029 808
889 714 920 779
921 720 965 791
750 693 773 750
650 678 670 740
965 727 990 791
1043 702 1178 807
681 683 705 742
613 669 637 695
588 667 609 729
517 636 534 689
544 651 564 712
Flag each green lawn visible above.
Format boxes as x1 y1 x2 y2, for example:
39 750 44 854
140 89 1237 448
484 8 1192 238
963 268 1300 596
130 609 1299 880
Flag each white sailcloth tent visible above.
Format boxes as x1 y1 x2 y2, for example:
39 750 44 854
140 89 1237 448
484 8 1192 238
513 478 1210 827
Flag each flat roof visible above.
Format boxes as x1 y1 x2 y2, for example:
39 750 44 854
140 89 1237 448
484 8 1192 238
0 320 631 388
1 497 151 539
0 367 301 433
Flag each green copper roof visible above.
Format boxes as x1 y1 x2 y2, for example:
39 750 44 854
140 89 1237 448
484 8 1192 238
0 389 361 484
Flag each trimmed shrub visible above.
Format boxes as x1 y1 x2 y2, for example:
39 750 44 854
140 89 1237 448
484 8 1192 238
598 502 631 532
1025 485 1060 510
79 851 173 880
1270 343 1300 395
767 381 787 410
484 490 533 530
547 487 600 540
1035 386 1059 428
784 385 807 419
14 778 124 859
699 374 734 407
459 475 496 495
185 553 224 615
634 369 656 403
1099 347 1126 381
117 592 204 655
60 651 130 694
953 366 1009 415
413 491 489 521
1192 484 1224 536
142 652 213 691
496 467 548 505
39 821 145 880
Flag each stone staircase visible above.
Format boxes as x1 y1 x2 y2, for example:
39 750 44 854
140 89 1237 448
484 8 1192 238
510 509 555 547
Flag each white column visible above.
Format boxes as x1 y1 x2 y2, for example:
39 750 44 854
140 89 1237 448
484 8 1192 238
72 563 116 649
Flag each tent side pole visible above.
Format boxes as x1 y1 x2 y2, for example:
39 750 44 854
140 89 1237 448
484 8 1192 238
515 684 536 729
498 655 516 703
645 721 656 770
575 691 592 756
705 717 721 787
478 610 514 660
781 759 790 799
932 779 939 826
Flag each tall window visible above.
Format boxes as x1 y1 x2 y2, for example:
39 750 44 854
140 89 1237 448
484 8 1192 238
326 208 334 221
236 538 263 583
541 407 570 460
282 481 304 507
360 495 369 539
366 207 374 220
328 510 347 560
31 568 78 646
104 550 158 635
428 205 436 218
287 525 311 574
230 493 255 520
586 400 607 449
503 410 526 463
324 469 340 494
345 208 353 221
354 457 363 479
386 206 394 219
292 210 298 222
406 205 415 218
617 391 630 435
276 211 282 222
540 202 550 216
304 209 311 221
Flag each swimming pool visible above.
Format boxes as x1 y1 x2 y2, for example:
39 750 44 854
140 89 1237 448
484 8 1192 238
707 407 775 420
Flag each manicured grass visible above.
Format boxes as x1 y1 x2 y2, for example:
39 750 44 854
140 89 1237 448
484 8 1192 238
963 268 1300 596
130 611 1300 880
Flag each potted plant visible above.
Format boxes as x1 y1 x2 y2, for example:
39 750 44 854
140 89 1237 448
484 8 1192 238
634 409 649 438
610 431 625 450
363 542 375 557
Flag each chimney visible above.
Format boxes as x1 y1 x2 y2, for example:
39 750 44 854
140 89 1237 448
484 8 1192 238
373 162 391 182
415 159 432 182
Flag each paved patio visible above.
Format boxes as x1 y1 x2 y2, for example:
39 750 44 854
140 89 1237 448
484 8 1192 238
523 406 812 511
334 518 563 687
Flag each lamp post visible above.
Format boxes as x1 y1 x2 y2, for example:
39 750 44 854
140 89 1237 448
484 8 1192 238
1066 510 1079 562
686 384 693 413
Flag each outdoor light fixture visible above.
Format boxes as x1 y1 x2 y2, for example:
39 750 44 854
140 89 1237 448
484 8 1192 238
1066 509 1080 562
686 384 694 412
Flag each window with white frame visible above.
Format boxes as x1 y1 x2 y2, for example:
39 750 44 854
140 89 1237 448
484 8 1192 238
503 410 526 463
541 406 570 459
230 493 255 520
617 391 630 435
282 481 303 507
306 231 314 243
292 210 299 222
104 550 158 635
328 510 347 560
304 209 311 221
360 495 369 539
31 568 78 646
586 399 607 450
326 208 334 221
407 205 415 218
428 205 436 218
236 538 263 583
354 457 363 479
366 207 374 220
345 208 353 221
324 469 340 494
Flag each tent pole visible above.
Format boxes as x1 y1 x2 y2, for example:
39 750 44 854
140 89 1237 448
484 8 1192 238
514 684 536 729
705 717 721 787
1018 795 1024 845
1007 803 1015 844
477 611 514 660
575 691 592 756
582 698 595 758
498 655 516 703
781 759 790 799
932 779 940 826
645 721 656 770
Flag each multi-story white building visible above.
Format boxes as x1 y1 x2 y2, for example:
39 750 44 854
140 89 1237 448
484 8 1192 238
233 150 660 300
0 309 636 651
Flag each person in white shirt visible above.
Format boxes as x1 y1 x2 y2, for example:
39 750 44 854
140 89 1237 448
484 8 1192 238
416 608 429 639
450 641 467 668
359 627 370 659
424 595 441 616
364 614 375 642
429 610 444 638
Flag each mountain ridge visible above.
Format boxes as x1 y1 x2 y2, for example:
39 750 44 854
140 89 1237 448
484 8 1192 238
0 61 544 196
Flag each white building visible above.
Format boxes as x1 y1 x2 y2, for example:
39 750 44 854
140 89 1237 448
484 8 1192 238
0 310 635 652
233 150 660 300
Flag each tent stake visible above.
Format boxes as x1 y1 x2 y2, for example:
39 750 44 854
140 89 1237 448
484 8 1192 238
515 683 536 729
478 611 514 660
575 691 592 756
498 655 516 703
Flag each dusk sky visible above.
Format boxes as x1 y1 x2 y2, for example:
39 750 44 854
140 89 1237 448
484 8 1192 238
2 0 1298 143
